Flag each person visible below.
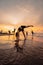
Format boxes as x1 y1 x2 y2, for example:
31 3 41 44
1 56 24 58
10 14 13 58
31 30 34 36
31 30 34 39
16 25 34 39
8 30 11 34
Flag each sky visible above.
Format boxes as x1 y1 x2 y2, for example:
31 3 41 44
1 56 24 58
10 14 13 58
0 0 43 32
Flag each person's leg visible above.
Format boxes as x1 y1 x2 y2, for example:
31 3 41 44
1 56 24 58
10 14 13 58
22 31 26 38
16 32 19 40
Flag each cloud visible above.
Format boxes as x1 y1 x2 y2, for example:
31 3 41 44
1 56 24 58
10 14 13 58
0 0 43 26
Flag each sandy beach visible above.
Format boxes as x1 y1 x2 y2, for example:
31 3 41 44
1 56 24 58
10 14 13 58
0 35 43 65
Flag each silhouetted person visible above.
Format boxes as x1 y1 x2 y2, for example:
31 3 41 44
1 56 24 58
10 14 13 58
31 30 34 36
16 25 33 39
31 30 34 39
0 30 3 34
8 30 11 34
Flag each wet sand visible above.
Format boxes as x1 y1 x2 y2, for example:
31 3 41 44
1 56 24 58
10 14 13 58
0 39 43 65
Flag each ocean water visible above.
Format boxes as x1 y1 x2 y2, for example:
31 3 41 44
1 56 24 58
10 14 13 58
0 33 43 49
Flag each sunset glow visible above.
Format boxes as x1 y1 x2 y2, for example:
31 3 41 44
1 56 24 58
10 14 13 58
0 0 43 33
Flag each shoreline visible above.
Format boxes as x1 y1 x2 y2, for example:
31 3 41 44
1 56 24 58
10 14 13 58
0 33 14 36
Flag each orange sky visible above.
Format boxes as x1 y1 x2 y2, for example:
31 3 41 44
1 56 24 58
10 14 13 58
0 24 43 33
0 0 43 33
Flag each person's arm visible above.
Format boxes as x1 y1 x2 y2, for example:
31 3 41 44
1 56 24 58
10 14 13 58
20 25 34 28
26 25 34 28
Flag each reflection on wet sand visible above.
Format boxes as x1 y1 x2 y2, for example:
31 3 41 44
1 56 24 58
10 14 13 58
0 36 43 65
15 39 26 52
0 34 43 65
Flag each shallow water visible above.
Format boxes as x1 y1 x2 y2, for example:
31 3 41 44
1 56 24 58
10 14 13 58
0 34 43 65
0 33 43 49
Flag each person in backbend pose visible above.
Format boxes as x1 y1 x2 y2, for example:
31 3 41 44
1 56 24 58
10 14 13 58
15 25 34 40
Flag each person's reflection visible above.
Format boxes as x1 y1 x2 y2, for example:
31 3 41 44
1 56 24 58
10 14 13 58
8 35 10 41
22 39 26 48
14 30 26 52
32 35 33 40
15 40 19 52
15 39 26 52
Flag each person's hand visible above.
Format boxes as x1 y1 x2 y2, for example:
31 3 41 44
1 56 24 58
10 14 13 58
27 25 34 27
30 25 34 27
